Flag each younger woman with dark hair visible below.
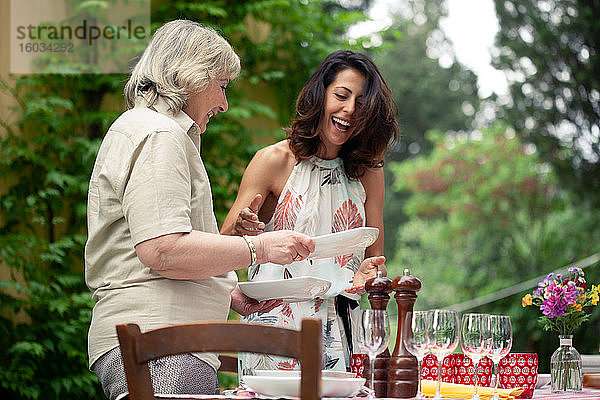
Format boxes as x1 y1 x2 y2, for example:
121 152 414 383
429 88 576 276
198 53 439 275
221 50 400 371
287 50 398 179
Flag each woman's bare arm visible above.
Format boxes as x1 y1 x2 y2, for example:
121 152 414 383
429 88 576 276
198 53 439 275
135 228 314 280
221 140 295 236
346 167 387 293
362 167 385 258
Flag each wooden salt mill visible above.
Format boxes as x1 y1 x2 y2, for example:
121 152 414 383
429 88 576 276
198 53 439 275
388 268 422 398
363 270 392 398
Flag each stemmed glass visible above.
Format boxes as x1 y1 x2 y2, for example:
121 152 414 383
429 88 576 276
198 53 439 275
358 309 391 397
430 309 460 400
461 313 492 400
403 310 432 399
488 315 513 400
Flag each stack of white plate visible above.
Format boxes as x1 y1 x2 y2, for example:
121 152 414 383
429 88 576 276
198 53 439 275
243 370 366 398
583 355 600 373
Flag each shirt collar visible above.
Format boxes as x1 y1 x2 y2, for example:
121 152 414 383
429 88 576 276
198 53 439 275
134 95 201 136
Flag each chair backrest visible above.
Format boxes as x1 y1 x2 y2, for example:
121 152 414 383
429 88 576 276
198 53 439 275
217 354 238 373
116 319 322 400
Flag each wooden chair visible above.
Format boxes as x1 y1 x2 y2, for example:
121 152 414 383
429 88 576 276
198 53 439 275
116 319 322 400
217 354 238 373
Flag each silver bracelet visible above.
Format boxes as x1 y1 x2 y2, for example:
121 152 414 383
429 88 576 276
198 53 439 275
242 235 257 267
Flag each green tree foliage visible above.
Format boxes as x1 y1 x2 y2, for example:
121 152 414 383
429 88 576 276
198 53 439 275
153 0 370 223
0 74 119 399
492 0 600 205
0 1 372 398
371 0 480 258
387 123 600 370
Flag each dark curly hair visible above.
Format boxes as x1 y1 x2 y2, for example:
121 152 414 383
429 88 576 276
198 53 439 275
285 50 400 180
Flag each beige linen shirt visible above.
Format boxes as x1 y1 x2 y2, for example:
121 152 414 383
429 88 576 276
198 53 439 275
85 97 237 371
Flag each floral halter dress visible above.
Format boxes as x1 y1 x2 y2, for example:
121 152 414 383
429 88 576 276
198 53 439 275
241 156 366 372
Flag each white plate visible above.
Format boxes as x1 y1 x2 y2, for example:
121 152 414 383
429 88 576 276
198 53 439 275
243 375 365 398
310 227 379 259
536 373 550 388
253 369 356 379
238 276 331 302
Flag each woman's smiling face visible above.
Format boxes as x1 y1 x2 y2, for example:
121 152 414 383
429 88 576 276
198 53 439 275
316 67 366 159
183 78 229 133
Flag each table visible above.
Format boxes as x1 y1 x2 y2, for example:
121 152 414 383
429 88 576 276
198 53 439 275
530 387 600 399
153 379 600 400
155 388 600 399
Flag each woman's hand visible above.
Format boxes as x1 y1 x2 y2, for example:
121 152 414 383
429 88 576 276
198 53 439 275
230 285 282 316
253 230 314 265
233 193 265 236
345 255 386 295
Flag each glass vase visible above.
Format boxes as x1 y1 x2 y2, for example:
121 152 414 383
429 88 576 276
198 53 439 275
550 335 583 392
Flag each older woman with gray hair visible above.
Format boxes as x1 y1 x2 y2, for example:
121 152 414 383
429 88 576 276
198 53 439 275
85 20 313 399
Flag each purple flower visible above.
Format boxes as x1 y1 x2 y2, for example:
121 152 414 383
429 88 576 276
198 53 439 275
540 282 579 318
538 274 552 288
568 266 584 277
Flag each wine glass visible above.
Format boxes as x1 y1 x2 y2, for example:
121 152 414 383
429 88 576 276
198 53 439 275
358 309 391 397
403 310 432 399
430 309 460 400
489 315 513 400
461 313 492 400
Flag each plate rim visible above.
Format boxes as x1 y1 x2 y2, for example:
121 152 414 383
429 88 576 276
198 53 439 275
238 276 332 302
311 226 379 242
243 375 366 383
252 369 357 378
242 375 365 397
238 275 332 287
309 226 379 259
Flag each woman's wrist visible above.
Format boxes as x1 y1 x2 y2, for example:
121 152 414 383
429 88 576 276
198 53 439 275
242 235 257 267
251 235 265 265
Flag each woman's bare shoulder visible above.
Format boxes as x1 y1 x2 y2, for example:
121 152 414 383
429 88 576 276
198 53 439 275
253 140 296 169
245 140 296 206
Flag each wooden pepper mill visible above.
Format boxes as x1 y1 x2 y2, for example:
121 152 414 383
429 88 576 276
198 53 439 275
387 268 422 398
363 270 393 397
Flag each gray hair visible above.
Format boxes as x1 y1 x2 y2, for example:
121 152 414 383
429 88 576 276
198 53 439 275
124 20 241 113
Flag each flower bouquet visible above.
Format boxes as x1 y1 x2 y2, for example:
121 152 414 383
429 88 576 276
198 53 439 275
522 266 600 392
522 267 599 335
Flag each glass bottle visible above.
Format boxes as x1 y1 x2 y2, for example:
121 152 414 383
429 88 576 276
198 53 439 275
550 335 583 392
